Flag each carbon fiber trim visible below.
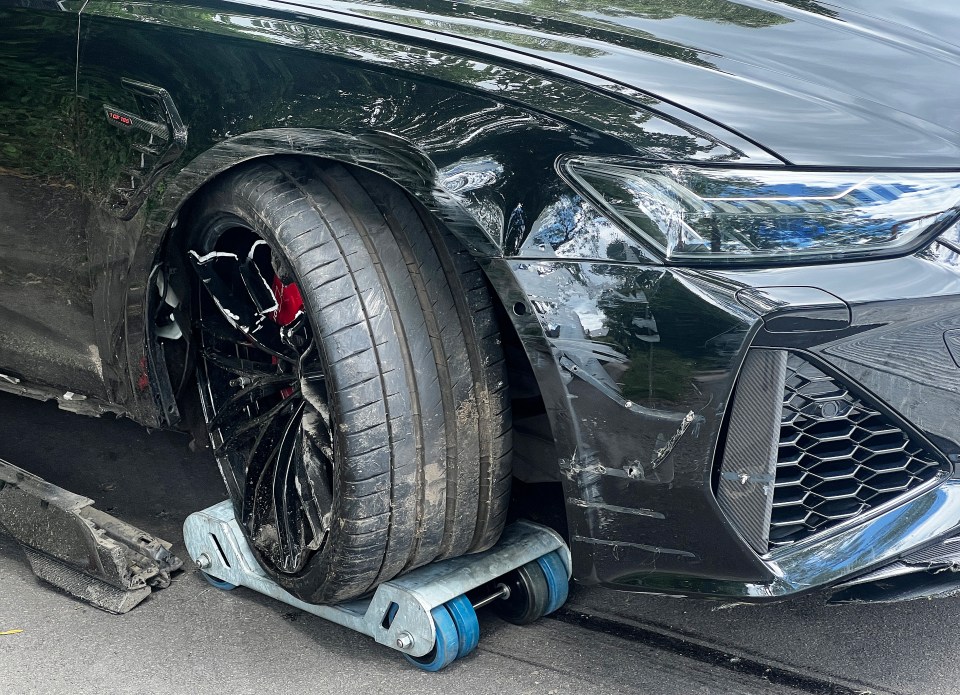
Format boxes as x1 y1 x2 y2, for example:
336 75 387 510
716 349 786 553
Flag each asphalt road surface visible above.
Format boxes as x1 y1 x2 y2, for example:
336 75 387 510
1 390 957 695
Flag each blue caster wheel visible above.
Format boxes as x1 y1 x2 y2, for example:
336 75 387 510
444 594 480 658
536 551 569 615
404 605 460 672
200 571 237 591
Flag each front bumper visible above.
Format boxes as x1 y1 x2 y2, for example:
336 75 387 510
494 234 960 601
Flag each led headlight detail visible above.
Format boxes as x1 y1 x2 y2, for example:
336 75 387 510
561 158 960 264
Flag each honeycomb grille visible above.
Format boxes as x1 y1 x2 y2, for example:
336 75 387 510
770 355 943 549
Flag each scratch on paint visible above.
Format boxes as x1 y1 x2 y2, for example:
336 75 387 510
650 410 700 470
573 535 697 559
567 498 665 519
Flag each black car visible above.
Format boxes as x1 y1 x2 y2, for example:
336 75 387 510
4 0 960 606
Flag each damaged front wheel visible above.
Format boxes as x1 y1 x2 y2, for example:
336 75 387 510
186 157 512 604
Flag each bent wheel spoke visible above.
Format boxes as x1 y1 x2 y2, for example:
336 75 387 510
269 399 307 572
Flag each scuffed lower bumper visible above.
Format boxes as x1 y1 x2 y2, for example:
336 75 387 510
493 239 960 601
656 479 960 600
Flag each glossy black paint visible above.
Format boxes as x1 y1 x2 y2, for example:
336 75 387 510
245 0 960 167
5 0 960 600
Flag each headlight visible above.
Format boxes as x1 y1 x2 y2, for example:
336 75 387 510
560 157 960 265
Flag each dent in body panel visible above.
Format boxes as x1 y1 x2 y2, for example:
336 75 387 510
499 255 769 584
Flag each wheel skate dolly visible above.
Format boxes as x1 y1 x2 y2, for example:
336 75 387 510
183 501 571 671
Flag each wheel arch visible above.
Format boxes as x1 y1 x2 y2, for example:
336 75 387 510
153 127 503 256
133 129 566 490
135 128 493 427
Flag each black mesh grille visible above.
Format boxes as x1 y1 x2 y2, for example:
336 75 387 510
769 354 943 549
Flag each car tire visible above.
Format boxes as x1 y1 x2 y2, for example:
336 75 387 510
185 156 511 603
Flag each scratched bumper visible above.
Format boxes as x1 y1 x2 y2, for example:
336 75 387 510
496 238 960 600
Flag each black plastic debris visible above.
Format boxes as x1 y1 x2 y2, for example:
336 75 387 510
0 459 182 613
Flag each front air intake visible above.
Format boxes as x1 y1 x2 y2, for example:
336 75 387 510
717 350 944 553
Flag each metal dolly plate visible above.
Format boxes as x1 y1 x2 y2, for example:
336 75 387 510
183 501 571 670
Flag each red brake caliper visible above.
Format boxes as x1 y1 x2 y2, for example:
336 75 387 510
271 275 304 398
